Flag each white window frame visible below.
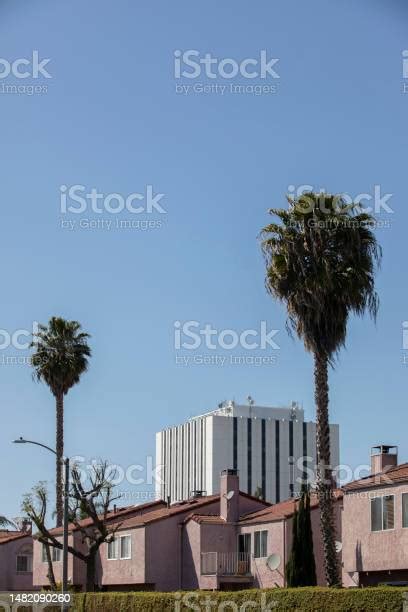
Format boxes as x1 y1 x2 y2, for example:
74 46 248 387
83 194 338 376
107 538 118 560
119 534 132 560
370 494 395 532
402 493 408 528
16 554 33 573
254 530 268 559
42 544 61 563
107 534 132 560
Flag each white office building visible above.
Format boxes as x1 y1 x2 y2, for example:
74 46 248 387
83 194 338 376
156 400 340 504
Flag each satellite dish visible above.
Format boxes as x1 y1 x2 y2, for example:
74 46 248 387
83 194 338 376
266 553 281 571
225 490 235 501
335 541 342 553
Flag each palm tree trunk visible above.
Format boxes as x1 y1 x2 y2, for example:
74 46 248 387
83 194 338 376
314 352 340 586
44 543 57 590
56 393 64 527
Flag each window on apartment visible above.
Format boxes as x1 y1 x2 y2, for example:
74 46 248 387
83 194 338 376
107 535 131 560
254 530 268 558
238 533 251 555
120 535 131 559
371 495 394 532
42 544 61 562
16 554 33 573
107 538 117 560
403 494 408 528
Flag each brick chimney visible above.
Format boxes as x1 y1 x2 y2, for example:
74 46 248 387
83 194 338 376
220 469 240 522
371 445 398 474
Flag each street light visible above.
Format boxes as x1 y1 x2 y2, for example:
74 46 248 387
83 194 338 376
13 437 69 600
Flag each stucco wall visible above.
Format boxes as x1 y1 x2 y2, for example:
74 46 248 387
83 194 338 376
239 521 285 587
0 535 35 591
99 527 146 586
145 500 221 591
342 484 408 586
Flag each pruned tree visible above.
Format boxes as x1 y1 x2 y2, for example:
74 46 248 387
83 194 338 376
21 483 57 590
22 462 121 592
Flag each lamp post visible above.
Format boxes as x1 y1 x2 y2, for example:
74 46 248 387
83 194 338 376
13 437 69 599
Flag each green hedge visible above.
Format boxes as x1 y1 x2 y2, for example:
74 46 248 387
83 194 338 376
69 587 406 612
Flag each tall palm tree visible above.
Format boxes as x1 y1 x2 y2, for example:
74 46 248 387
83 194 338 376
31 317 91 527
260 192 381 585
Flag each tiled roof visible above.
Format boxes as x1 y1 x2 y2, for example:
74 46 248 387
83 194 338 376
343 463 408 492
240 490 343 525
46 492 269 535
118 495 220 529
185 514 227 525
118 492 270 530
49 499 167 536
0 530 30 545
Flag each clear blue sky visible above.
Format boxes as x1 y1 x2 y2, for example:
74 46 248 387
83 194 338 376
1 0 407 518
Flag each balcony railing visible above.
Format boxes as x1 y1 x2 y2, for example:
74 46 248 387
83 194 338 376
201 552 251 576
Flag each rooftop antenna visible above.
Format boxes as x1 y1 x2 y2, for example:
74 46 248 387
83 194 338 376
247 395 254 418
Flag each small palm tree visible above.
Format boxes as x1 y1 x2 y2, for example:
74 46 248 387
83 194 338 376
260 193 381 585
31 317 91 527
0 516 16 529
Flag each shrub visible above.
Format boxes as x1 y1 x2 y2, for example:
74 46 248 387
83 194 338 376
69 587 405 612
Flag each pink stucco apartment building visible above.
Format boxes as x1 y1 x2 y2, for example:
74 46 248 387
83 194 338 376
32 470 342 591
342 445 408 587
33 474 269 591
0 526 35 592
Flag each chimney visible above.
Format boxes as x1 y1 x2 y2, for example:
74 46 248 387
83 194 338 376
220 469 240 522
371 445 398 474
21 519 32 534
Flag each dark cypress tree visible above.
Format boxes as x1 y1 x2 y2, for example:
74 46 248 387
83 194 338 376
303 486 317 585
285 487 317 587
297 488 307 585
285 507 299 586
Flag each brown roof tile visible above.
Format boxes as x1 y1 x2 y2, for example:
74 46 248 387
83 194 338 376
49 499 167 536
343 463 408 492
185 514 227 525
118 495 220 529
0 530 30 545
240 490 343 525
